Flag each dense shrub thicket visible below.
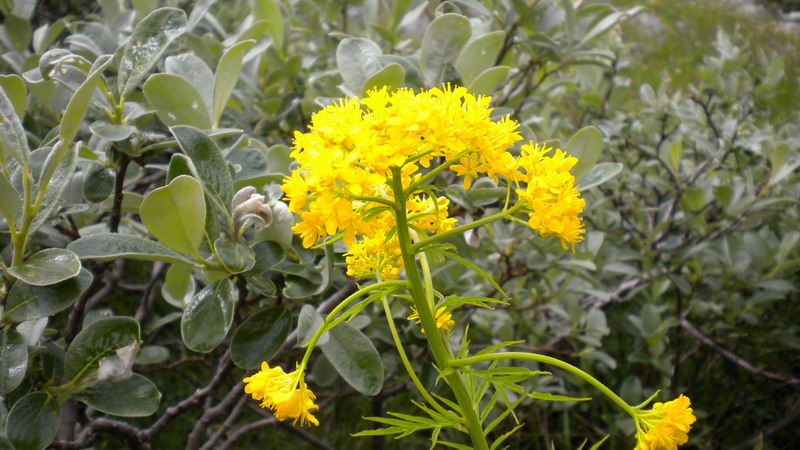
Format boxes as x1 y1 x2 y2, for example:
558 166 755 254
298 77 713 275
0 0 797 449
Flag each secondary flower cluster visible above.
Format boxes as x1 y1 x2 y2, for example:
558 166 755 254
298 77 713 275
283 85 585 279
634 395 697 450
243 362 319 426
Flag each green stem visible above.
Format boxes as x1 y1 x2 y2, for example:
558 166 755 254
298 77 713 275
390 167 489 450
349 194 396 208
380 296 458 422
299 280 408 368
417 246 436 312
11 166 34 267
404 149 472 196
448 352 636 417
411 202 524 253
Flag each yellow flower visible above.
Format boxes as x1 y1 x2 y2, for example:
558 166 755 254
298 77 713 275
243 362 320 426
634 395 697 450
407 306 456 333
344 231 403 280
283 85 521 255
516 142 585 249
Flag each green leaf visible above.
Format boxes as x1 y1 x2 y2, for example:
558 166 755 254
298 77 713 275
247 241 285 274
589 435 610 450
74 374 161 417
67 233 194 265
565 126 603 180
361 63 405 95
82 165 115 202
162 262 194 307
143 73 212 129
251 0 284 52
0 79 29 167
6 392 60 450
140 175 206 256
170 125 235 208
30 140 79 233
165 52 215 117
247 277 276 296
0 74 26 119
166 152 195 182
214 237 255 273
669 141 682 172
64 316 140 382
580 8 641 45
4 15 31 53
454 31 505 85
577 162 623 191
186 0 216 31
529 392 591 402
467 66 510 95
134 345 170 365
32 18 66 53
117 8 188 97
0 171 20 224
0 329 27 394
89 121 136 141
420 14 471 86
181 278 236 353
320 322 383 396
5 269 92 322
282 276 320 299
8 248 81 287
297 304 328 346
230 306 291 369
213 40 255 127
336 38 383 97
60 54 114 145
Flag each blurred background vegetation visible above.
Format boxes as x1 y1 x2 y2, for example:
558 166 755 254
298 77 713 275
0 0 798 449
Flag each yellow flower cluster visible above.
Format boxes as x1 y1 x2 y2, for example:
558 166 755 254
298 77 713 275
516 142 586 248
407 306 456 333
284 85 586 278
634 395 697 450
243 362 319 426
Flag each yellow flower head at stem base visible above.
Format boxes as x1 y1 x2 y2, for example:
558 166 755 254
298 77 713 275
243 362 319 426
407 306 455 333
633 394 696 450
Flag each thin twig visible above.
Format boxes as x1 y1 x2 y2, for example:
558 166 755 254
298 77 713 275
200 393 249 450
134 261 165 322
143 349 234 440
186 384 245 449
219 417 279 449
64 274 112 343
109 152 131 233
278 421 335 450
680 318 800 385
730 402 800 450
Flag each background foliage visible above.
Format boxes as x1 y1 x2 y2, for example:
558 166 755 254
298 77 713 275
0 0 797 449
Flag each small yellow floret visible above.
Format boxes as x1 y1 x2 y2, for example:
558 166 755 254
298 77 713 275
407 306 455 333
634 394 697 450
243 362 319 426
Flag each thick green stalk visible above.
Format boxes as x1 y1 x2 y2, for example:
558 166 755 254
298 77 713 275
449 352 636 417
380 296 457 421
390 167 489 450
